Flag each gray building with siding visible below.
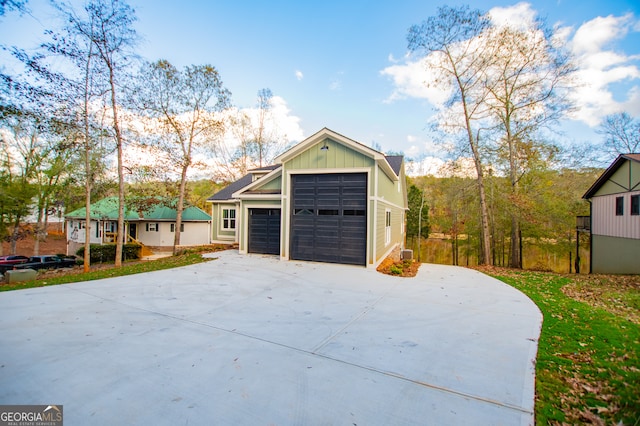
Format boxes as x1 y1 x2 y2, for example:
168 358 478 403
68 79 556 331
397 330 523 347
582 154 640 274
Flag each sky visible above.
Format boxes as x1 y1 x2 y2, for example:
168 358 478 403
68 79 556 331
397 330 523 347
1 0 639 175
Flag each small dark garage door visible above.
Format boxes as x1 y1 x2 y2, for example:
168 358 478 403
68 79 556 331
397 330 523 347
290 173 367 265
248 208 281 255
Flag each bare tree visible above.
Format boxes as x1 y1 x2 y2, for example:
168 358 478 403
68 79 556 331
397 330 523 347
63 0 138 266
43 1 109 270
482 23 574 268
598 112 640 158
252 88 274 167
408 5 494 265
138 60 230 255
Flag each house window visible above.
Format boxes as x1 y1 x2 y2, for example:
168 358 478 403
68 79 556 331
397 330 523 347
222 208 236 229
616 197 624 216
170 223 184 232
632 195 640 216
146 223 159 232
385 210 391 245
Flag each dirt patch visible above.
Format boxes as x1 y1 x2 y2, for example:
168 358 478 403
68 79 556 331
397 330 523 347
1 231 68 257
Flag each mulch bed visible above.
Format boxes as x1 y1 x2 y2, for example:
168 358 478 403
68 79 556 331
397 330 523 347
377 257 421 277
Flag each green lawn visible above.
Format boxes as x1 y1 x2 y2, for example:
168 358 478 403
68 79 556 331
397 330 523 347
479 267 640 425
0 251 213 292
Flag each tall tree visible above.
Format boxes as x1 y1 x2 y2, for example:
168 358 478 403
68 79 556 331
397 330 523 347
408 5 493 265
138 60 230 254
63 0 138 266
482 22 574 268
598 112 640 158
39 2 109 270
406 183 430 261
252 88 274 167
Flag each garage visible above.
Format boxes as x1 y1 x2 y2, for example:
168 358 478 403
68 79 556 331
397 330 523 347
248 208 281 255
290 173 367 265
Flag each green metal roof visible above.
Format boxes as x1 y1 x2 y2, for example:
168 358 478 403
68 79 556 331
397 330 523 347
66 197 211 221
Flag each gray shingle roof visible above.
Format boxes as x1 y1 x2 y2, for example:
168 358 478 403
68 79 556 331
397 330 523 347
208 174 253 201
208 165 282 202
385 155 403 176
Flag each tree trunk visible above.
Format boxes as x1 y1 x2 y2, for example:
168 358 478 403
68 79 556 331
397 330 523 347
83 43 93 272
510 216 521 268
33 207 44 256
506 115 522 269
108 65 125 267
457 81 492 266
173 163 189 255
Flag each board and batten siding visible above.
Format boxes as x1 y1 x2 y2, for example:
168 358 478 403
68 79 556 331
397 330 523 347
591 191 640 239
285 138 375 171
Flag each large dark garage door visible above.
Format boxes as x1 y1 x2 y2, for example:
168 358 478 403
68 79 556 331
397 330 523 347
290 173 367 265
248 208 281 255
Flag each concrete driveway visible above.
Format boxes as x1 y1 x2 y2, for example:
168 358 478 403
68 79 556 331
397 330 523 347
0 250 542 425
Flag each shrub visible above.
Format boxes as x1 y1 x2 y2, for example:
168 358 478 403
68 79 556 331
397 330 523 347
390 264 403 275
76 244 141 263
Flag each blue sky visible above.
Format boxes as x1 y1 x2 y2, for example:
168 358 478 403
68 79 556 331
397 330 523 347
2 0 639 173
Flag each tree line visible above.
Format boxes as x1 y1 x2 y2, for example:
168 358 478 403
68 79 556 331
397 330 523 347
1 2 637 272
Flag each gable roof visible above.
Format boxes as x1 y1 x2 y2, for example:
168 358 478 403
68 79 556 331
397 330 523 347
66 197 211 221
583 154 640 199
275 128 400 181
208 128 405 202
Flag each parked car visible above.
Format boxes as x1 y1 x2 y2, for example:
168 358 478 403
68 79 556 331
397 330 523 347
13 255 78 271
0 255 30 274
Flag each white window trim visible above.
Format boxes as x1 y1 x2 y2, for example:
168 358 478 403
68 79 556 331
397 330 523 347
222 208 236 230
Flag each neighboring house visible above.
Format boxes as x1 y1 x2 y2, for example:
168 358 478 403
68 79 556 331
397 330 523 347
65 197 212 255
208 128 408 268
582 153 640 274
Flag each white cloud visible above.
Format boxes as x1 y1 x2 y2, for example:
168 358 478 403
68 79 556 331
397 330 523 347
218 95 304 157
380 58 451 107
623 86 640 115
295 70 304 80
567 13 640 125
382 3 640 130
488 2 537 30
572 14 633 54
405 156 446 177
268 95 305 142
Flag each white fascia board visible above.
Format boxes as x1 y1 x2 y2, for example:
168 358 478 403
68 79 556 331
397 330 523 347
275 128 382 162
